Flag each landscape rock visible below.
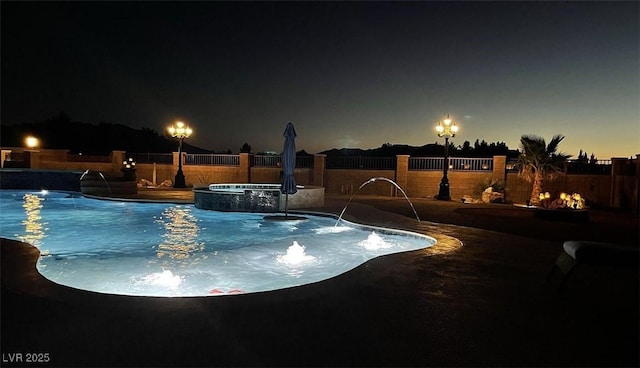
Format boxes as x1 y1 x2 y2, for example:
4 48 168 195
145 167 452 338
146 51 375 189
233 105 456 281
481 186 504 203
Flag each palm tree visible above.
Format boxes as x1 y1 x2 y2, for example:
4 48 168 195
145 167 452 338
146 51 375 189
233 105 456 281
517 134 571 206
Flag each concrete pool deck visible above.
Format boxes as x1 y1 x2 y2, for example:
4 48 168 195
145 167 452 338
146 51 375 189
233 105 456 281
1 190 638 367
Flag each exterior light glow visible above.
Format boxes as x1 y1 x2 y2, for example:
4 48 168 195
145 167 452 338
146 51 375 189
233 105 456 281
25 136 40 149
122 157 136 169
168 121 192 139
436 114 458 138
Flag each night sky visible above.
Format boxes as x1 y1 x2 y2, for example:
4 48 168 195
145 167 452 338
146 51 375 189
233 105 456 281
2 1 638 158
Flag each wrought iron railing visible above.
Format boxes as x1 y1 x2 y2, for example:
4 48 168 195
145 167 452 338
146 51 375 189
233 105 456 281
185 154 240 166
565 160 612 175
67 153 111 163
326 156 396 170
409 157 493 171
252 155 280 167
296 156 314 169
252 155 314 168
506 159 612 175
127 153 173 164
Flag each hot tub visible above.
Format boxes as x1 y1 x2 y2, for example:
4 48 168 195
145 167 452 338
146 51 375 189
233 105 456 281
194 183 324 212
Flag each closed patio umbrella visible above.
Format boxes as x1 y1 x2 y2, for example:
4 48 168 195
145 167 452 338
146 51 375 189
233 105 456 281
280 122 298 217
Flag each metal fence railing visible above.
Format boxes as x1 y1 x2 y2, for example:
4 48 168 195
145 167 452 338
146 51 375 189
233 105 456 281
409 157 493 171
67 153 111 163
296 156 314 169
506 159 612 175
565 160 612 175
185 154 240 166
127 153 173 164
252 155 314 169
252 155 280 167
326 156 397 170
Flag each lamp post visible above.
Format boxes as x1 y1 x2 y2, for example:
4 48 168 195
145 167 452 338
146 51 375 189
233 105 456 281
435 114 459 200
167 121 192 188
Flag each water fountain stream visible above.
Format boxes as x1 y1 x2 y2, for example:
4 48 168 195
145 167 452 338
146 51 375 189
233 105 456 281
335 177 421 226
276 241 317 265
80 169 112 195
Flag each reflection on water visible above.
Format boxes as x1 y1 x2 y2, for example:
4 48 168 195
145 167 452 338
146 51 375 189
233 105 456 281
18 193 48 248
132 269 184 289
154 205 206 267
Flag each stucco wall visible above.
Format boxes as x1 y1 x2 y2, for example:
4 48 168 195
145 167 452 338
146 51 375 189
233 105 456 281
324 169 396 196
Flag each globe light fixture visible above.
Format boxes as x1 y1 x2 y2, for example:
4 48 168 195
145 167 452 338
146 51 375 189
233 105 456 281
167 121 192 188
435 114 459 200
25 136 40 149
121 157 137 181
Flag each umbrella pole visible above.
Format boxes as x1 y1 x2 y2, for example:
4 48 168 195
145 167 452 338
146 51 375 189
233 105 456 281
285 193 289 218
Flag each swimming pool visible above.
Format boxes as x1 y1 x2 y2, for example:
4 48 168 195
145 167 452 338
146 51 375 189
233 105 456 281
0 190 435 297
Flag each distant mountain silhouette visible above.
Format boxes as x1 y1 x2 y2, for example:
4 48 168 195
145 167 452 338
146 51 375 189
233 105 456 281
0 112 213 154
320 141 519 158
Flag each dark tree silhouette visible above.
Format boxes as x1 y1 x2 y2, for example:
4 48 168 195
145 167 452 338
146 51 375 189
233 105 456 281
240 142 252 153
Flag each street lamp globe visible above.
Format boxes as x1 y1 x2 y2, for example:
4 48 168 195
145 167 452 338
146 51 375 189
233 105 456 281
25 136 40 149
167 121 193 188
436 115 458 138
168 121 192 139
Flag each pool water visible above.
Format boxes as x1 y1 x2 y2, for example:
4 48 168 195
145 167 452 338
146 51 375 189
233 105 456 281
0 190 435 297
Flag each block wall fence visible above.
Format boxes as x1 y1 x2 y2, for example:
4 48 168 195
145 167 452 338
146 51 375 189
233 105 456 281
1 148 638 213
